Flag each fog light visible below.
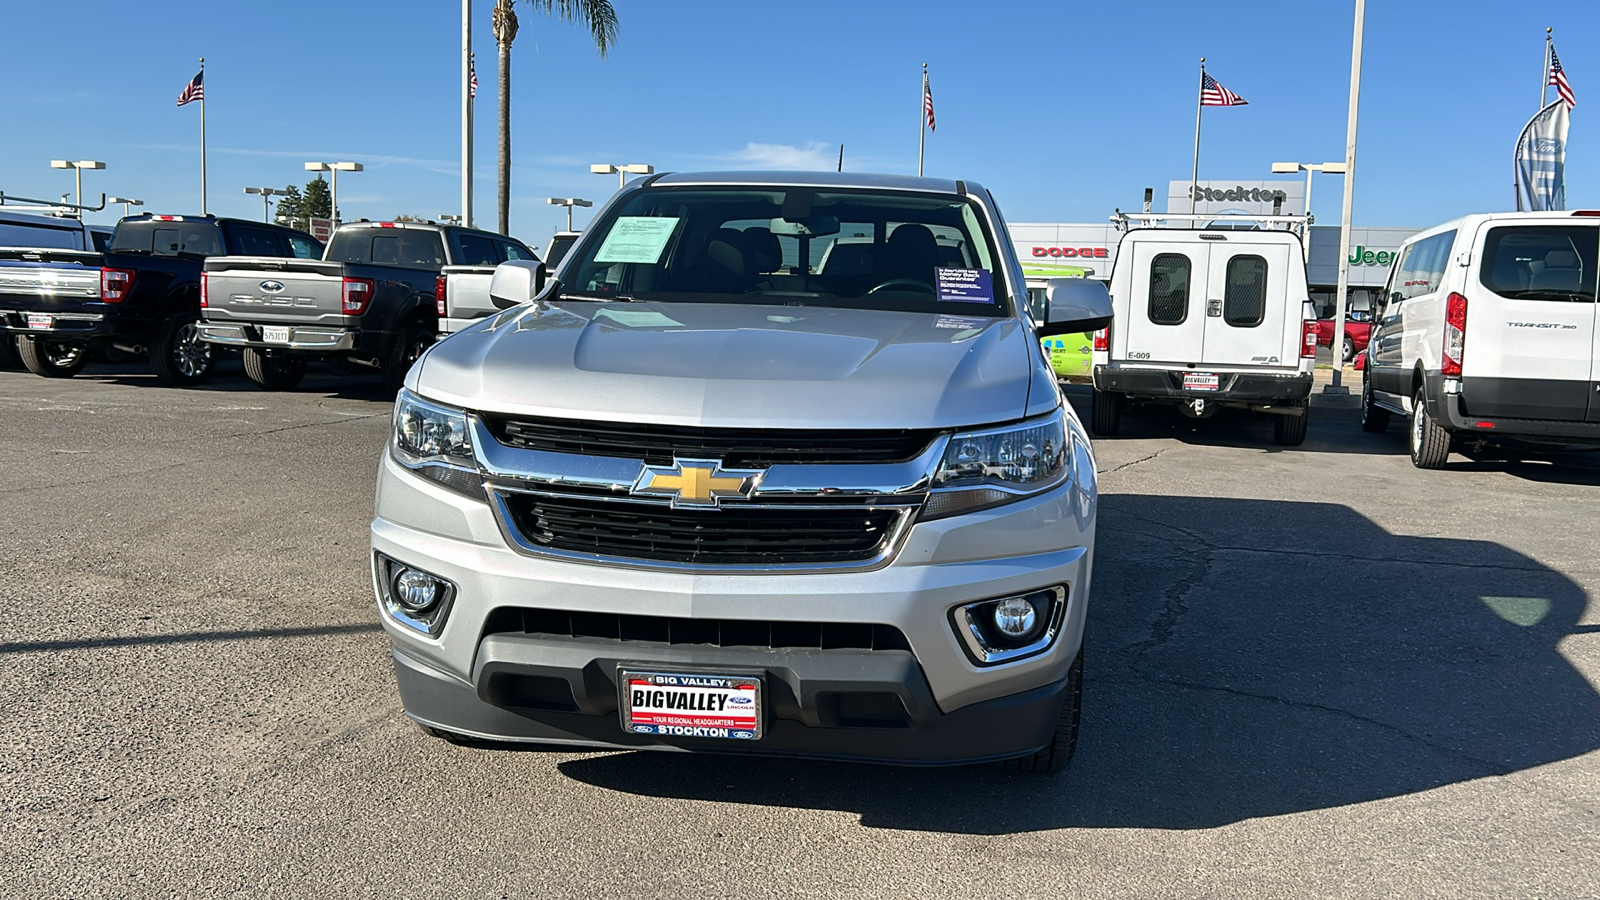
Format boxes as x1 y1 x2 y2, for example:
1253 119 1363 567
993 596 1039 639
392 568 441 612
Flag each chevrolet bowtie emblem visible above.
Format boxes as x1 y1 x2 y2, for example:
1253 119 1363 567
632 458 762 508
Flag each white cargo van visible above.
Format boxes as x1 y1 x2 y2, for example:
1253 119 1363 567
1361 211 1600 467
1090 216 1318 445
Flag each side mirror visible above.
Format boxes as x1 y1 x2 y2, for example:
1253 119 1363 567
1037 277 1113 338
488 260 547 310
1347 309 1371 323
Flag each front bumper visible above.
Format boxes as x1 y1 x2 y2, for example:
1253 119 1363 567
1094 365 1313 405
196 321 356 351
371 447 1095 764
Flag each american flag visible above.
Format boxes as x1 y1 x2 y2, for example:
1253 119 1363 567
470 61 478 99
1200 71 1246 107
923 71 936 131
176 70 203 106
1549 44 1576 109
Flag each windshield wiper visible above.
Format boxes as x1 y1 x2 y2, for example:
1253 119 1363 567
563 291 637 302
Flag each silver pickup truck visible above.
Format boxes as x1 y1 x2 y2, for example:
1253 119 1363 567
372 171 1111 769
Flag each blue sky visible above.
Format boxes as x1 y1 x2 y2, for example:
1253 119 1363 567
3 0 1595 247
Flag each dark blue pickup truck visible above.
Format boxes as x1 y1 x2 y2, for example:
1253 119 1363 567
0 214 321 383
197 220 534 392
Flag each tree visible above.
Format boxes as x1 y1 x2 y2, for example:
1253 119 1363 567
494 0 618 236
274 178 332 229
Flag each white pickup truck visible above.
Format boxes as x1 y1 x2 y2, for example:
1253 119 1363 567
436 254 546 336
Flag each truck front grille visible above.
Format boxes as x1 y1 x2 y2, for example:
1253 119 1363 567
502 493 905 566
483 607 912 651
484 415 937 467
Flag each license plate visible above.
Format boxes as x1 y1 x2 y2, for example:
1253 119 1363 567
261 325 290 343
26 313 53 330
1183 372 1220 391
620 670 762 740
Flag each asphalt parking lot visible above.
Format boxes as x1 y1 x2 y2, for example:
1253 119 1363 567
2 359 1597 899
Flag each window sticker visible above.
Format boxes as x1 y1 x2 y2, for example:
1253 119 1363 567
594 217 680 264
933 314 990 330
935 267 994 304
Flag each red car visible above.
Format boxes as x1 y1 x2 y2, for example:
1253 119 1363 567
1316 313 1372 363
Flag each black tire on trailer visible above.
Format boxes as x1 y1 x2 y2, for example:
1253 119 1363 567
1360 372 1391 433
1409 387 1451 469
1002 649 1084 774
242 347 307 391
1273 402 1309 446
382 326 433 394
1090 388 1121 436
17 336 89 378
150 313 214 386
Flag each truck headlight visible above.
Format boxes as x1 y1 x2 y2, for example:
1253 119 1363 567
392 389 483 498
923 407 1070 519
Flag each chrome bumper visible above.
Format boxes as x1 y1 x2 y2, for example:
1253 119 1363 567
196 322 356 351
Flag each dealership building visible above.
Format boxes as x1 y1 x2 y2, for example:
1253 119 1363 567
1011 179 1418 319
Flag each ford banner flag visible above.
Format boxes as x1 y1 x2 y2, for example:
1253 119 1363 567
1515 100 1570 211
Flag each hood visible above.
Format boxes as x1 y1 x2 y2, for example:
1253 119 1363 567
416 300 1035 429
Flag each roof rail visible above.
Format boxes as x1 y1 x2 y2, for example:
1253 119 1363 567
1111 210 1313 235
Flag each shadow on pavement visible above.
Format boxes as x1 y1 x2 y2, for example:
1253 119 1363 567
1061 387 1397 456
555 495 1599 833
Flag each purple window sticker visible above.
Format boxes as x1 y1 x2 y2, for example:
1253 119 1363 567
935 267 994 304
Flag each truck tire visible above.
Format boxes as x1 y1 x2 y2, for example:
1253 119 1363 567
382 326 433 394
18 336 89 378
243 347 307 391
1409 388 1451 469
1360 373 1391 433
150 313 214 386
1342 333 1355 364
1003 649 1083 773
1090 388 1121 436
1273 403 1309 446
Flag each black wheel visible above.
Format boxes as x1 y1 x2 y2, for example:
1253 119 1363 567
150 313 214 385
18 336 89 378
1408 388 1451 469
382 326 433 394
242 347 307 391
1360 373 1391 433
1272 403 1309 446
1341 334 1356 364
1003 649 1083 773
1090 388 1121 436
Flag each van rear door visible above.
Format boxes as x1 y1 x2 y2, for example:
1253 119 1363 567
1198 239 1295 367
1466 222 1598 422
1122 239 1208 364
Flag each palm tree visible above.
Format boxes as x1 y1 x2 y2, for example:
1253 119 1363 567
493 0 618 236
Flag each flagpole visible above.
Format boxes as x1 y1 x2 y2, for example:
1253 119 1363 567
199 57 207 215
918 63 927 177
1541 28 1551 110
1189 58 1204 214
462 0 473 228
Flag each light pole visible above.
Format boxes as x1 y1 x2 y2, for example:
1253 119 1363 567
244 186 289 222
546 197 592 231
1269 161 1347 255
439 214 463 225
304 161 364 224
1327 0 1366 393
49 160 106 218
107 197 143 218
590 163 653 191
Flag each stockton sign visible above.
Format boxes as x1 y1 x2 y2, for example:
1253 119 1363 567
1189 185 1289 204
1032 246 1109 259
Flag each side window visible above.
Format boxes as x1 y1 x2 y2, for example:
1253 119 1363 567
501 240 536 261
456 233 500 266
1222 255 1267 327
1478 224 1598 301
1396 232 1452 300
286 234 321 259
1381 244 1410 308
232 227 283 257
1424 230 1456 292
1148 253 1191 325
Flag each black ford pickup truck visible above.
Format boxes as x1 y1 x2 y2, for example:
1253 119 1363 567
0 214 321 383
197 221 534 392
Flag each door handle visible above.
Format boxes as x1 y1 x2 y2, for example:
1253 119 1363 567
1206 299 1222 317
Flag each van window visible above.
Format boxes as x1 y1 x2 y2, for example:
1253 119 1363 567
1222 255 1267 327
1148 253 1191 325
1478 225 1598 301
1393 231 1454 301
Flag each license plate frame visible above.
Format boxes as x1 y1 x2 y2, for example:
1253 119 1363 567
261 325 291 344
1183 372 1220 391
619 669 762 741
26 313 53 331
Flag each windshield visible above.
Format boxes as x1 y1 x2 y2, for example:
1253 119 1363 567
560 187 1009 315
109 220 222 256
